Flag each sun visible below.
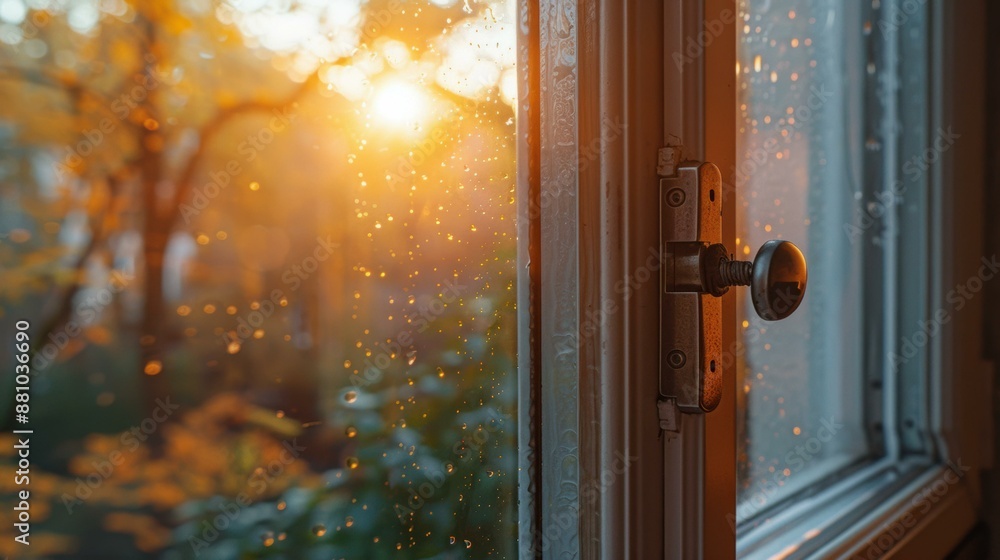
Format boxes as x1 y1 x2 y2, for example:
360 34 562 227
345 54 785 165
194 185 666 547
370 80 429 129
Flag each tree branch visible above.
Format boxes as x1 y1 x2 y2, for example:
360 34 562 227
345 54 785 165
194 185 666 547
29 173 125 361
169 69 325 217
0 64 117 120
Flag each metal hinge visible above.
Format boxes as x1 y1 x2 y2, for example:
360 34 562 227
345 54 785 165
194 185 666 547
657 159 808 416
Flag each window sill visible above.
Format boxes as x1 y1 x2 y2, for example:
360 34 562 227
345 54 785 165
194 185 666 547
737 458 974 559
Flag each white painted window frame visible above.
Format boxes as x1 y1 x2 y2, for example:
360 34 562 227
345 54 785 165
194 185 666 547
515 1 988 559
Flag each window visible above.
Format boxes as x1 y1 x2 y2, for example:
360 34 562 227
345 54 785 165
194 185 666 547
733 0 983 558
1 0 987 558
735 0 876 521
0 1 517 557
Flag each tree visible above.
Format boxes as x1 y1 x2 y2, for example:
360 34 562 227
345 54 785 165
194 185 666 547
0 2 373 415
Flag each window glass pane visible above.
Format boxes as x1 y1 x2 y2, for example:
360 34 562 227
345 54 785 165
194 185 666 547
0 0 517 557
735 0 873 524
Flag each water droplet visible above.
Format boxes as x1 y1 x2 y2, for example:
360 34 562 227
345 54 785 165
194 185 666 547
446 462 455 473
346 426 358 438
346 516 355 527
143 360 162 376
261 531 275 547
465 539 473 549
344 391 358 403
450 536 457 544
312 524 327 537
276 500 286 511
346 457 359 469
406 350 417 365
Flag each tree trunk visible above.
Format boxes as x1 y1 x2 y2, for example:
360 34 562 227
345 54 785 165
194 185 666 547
139 118 171 446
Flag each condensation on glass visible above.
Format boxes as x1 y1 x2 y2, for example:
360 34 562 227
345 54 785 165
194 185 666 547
735 0 871 525
0 0 517 557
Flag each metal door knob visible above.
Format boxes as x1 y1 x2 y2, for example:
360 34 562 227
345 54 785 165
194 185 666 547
706 240 807 321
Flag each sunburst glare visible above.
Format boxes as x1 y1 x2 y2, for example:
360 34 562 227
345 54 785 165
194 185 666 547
370 80 430 130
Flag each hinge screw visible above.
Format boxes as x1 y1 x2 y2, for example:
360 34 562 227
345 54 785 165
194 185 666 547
666 350 686 369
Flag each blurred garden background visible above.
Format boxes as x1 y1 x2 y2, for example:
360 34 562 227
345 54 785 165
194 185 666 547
0 0 518 557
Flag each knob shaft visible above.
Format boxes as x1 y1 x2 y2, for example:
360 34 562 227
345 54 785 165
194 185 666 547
705 240 807 321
